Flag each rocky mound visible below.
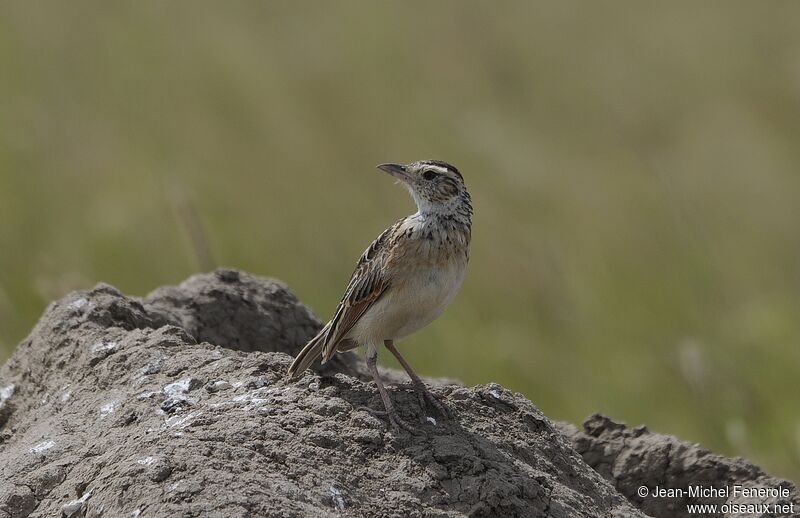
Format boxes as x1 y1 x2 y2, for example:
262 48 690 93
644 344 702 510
0 269 795 517
559 416 798 518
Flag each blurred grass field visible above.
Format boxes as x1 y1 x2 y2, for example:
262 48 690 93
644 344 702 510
1 2 799 480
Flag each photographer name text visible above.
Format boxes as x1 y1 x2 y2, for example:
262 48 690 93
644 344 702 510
648 485 790 499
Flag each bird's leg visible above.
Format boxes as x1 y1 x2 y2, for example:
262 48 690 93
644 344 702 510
384 339 451 419
363 346 414 433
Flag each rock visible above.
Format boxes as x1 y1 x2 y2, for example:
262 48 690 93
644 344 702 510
162 377 203 396
61 491 91 518
0 269 793 517
136 456 172 483
205 380 232 393
558 414 800 518
0 484 36 518
0 384 15 429
159 395 191 414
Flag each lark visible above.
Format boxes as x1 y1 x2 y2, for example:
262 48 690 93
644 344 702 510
288 160 472 431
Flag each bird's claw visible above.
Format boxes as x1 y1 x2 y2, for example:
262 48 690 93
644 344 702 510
356 406 417 434
413 383 452 420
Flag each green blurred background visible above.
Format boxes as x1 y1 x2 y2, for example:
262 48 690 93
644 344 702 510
1 2 799 480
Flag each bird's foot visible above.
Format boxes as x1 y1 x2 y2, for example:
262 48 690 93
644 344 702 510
412 382 452 420
356 406 416 434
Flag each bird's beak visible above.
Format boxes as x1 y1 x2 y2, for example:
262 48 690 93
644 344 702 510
377 163 410 182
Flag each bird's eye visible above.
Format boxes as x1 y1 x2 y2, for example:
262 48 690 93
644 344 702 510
422 171 437 181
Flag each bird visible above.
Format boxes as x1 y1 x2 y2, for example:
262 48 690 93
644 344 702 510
287 160 472 431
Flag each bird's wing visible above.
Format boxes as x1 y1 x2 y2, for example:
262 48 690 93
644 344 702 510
320 220 403 362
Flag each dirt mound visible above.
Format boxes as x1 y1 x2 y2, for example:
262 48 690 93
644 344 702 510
0 269 793 517
559 415 798 518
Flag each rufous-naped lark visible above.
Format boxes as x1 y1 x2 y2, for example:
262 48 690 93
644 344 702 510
288 160 472 431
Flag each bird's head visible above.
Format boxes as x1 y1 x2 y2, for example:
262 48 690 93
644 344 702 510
377 160 471 218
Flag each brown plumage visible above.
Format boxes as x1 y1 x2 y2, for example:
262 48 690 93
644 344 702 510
288 160 472 431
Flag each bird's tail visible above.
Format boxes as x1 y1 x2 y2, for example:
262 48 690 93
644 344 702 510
287 323 330 379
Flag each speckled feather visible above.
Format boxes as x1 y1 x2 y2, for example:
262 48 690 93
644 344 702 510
288 160 472 379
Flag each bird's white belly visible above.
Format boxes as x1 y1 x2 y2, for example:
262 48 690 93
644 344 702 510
348 262 466 345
